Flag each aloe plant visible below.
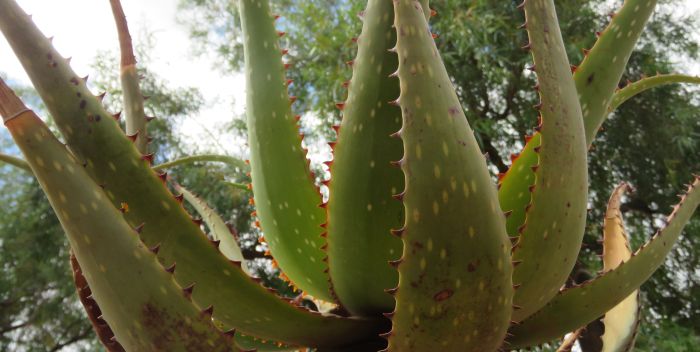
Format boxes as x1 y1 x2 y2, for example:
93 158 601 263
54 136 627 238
0 0 699 350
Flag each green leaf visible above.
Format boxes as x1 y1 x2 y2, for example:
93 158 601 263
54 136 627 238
109 0 149 153
238 0 332 301
153 154 248 172
326 0 404 316
1 89 231 351
508 177 700 347
70 253 126 352
0 152 30 172
175 183 250 275
234 333 298 352
0 3 380 346
510 0 588 321
575 0 658 141
497 0 659 279
609 73 700 112
387 1 512 350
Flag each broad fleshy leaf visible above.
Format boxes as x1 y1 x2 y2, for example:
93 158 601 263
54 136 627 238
0 1 380 346
238 0 332 301
326 0 405 316
510 0 588 321
0 85 232 351
508 176 700 347
387 1 512 350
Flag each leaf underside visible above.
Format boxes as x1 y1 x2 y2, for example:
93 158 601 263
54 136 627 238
599 183 641 352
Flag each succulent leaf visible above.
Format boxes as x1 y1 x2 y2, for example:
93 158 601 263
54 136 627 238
234 333 298 351
499 72 698 248
598 183 641 352
109 0 149 153
326 0 404 316
0 88 232 351
237 0 332 301
175 183 250 275
0 152 30 172
575 0 657 140
508 176 700 347
0 2 380 347
609 73 700 112
153 154 248 172
70 253 126 352
498 0 658 273
0 0 697 350
386 1 512 350
510 0 588 321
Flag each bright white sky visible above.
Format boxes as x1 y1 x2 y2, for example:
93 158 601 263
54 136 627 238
1 0 699 157
0 0 246 155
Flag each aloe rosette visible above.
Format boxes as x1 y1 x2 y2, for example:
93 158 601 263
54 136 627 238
0 0 699 351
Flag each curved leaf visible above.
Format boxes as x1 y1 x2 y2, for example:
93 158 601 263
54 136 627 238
238 0 332 301
508 176 700 347
0 2 380 347
1 84 231 351
510 0 588 321
175 183 251 275
599 183 641 352
609 74 700 112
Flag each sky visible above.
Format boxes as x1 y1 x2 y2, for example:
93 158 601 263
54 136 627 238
0 0 246 155
1 0 699 157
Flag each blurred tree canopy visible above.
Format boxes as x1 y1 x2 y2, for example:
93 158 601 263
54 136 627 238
1 0 699 350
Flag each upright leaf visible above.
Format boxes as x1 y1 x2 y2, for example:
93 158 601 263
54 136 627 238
109 0 150 153
510 0 588 321
599 183 641 352
326 0 404 316
238 0 331 301
0 1 380 346
387 1 512 350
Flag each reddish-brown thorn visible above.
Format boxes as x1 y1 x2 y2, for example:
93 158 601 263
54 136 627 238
182 283 195 298
165 262 176 274
201 305 214 317
390 227 405 237
174 193 184 203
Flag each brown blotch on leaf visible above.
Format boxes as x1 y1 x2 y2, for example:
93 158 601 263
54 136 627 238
433 289 454 302
141 303 230 351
